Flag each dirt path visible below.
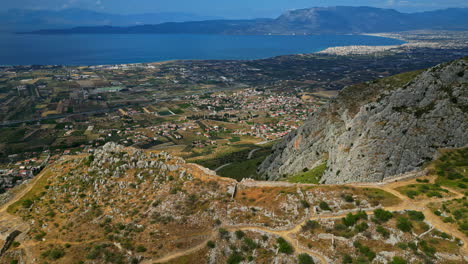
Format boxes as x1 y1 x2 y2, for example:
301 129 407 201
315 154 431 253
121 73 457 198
1 162 466 264
145 175 467 264
247 148 260 159
214 163 232 172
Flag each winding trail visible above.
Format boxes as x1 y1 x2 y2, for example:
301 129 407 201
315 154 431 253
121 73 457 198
247 148 260 159
0 164 466 264
214 163 232 172
145 175 467 264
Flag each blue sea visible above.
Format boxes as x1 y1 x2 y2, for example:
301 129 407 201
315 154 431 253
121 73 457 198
0 33 404 66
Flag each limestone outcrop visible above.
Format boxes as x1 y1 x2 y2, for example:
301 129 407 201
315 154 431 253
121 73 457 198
259 58 468 183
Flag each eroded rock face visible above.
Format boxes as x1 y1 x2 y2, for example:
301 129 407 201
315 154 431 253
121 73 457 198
259 58 468 183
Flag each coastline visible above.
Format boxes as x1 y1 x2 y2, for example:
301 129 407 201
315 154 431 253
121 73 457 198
317 30 468 56
1 31 467 67
0 33 405 67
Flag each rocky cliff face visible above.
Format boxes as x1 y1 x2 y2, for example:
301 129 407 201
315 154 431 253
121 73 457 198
259 58 468 183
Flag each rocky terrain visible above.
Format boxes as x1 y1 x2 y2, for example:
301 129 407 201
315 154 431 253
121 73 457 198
259 58 468 183
0 142 465 263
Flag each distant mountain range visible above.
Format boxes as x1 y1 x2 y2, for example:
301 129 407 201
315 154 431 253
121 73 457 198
0 8 221 31
24 6 468 35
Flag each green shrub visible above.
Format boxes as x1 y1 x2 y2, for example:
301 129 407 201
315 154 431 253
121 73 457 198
135 245 147 252
408 242 417 251
298 253 315 264
407 210 425 221
242 238 258 251
376 225 390 238
353 241 376 261
227 252 244 264
396 217 413 232
277 237 294 254
342 211 367 227
341 194 354 203
406 190 419 199
373 209 393 222
219 228 230 239
235 230 245 239
41 248 65 260
342 254 353 264
391 256 407 264
302 220 320 231
319 201 331 211
207 240 216 248
355 222 369 232
22 199 34 208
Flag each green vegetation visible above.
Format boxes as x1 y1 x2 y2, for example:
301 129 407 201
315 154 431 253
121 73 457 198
302 220 320 231
372 209 393 223
361 188 400 206
41 248 65 260
407 210 425 221
353 241 376 261
397 183 450 199
276 237 294 254
235 230 245 239
342 211 367 227
433 148 468 191
229 136 241 143
7 170 53 214
396 217 413 232
319 201 331 211
298 253 315 264
376 225 390 238
391 256 407 264
432 198 468 236
219 228 230 240
227 252 244 264
206 240 216 249
218 156 266 181
286 161 327 184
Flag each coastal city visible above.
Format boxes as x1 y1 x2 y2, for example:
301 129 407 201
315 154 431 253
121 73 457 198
0 1 467 262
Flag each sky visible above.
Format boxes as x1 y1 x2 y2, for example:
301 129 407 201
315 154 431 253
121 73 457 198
2 0 468 18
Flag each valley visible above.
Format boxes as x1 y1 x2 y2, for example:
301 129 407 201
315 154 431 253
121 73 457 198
0 26 466 264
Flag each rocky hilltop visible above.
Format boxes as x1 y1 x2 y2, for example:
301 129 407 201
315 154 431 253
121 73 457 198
1 143 467 263
259 58 468 183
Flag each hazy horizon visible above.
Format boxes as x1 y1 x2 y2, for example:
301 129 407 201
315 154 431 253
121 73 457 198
2 0 468 19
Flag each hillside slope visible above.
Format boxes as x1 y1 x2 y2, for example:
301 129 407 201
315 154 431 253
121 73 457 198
259 58 468 183
0 143 466 263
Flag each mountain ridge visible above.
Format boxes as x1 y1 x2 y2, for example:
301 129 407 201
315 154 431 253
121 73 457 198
0 8 222 31
23 6 468 35
258 58 468 183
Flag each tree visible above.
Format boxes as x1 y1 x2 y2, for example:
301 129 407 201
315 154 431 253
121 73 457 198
396 217 413 232
373 209 393 222
277 237 294 254
407 210 425 221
